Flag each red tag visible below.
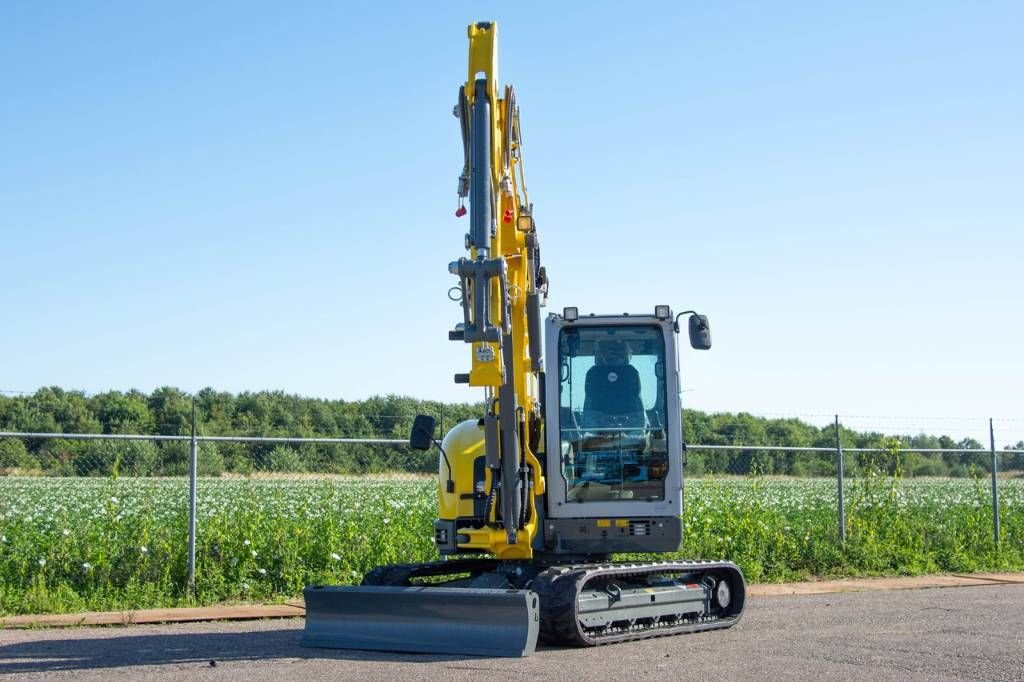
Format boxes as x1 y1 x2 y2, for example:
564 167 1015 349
455 206 467 218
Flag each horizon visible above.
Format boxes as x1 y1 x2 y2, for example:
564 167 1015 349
2 383 1020 448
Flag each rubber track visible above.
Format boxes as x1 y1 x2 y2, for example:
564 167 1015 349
532 560 746 647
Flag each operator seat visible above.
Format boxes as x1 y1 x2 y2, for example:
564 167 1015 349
582 340 645 428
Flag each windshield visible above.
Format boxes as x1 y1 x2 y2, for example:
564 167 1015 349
557 324 669 502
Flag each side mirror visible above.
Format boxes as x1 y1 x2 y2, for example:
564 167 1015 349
409 414 437 450
688 314 711 350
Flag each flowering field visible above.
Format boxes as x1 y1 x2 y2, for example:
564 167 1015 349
1 476 1022 616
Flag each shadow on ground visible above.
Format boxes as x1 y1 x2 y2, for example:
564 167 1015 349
0 625 543 674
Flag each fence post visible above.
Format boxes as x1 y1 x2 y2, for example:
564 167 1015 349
835 414 846 543
990 418 1000 548
187 397 198 598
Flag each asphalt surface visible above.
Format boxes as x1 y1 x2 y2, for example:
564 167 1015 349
2 584 1022 681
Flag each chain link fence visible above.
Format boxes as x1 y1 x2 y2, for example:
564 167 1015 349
1 410 1022 616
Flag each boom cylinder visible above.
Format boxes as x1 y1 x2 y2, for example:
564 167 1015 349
470 78 492 256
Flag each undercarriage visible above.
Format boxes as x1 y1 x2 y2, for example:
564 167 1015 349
303 558 745 655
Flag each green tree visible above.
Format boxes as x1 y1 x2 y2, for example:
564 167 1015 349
75 439 160 477
0 438 36 470
90 391 153 433
266 445 305 472
16 388 100 433
148 387 192 435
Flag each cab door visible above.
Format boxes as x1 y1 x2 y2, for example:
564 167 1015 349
543 315 684 521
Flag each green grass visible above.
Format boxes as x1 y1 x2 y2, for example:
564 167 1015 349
1 475 1021 616
674 475 1023 582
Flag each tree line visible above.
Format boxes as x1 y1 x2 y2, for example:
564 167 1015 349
0 387 1020 477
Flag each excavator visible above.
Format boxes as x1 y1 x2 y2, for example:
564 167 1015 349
302 22 745 657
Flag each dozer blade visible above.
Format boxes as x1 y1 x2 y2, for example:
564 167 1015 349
301 585 540 657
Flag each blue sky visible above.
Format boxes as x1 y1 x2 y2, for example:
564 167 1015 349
1 2 1021 442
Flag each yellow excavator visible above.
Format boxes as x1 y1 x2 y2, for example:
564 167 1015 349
302 22 745 657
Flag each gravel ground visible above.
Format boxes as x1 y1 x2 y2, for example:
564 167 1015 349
2 584 1023 681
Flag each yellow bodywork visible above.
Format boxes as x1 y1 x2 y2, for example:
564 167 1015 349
439 22 545 560
438 419 541 560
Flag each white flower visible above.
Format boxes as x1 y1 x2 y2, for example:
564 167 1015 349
140 546 148 554
62 529 70 537
243 539 251 546
110 496 118 505
251 550 258 558
38 558 46 567
331 553 341 561
257 568 267 576
82 562 92 571
0 535 5 543
242 582 250 590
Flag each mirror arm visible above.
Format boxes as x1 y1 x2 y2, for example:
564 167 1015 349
672 310 698 333
427 431 456 493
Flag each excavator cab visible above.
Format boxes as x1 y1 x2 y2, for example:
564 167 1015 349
540 310 686 556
